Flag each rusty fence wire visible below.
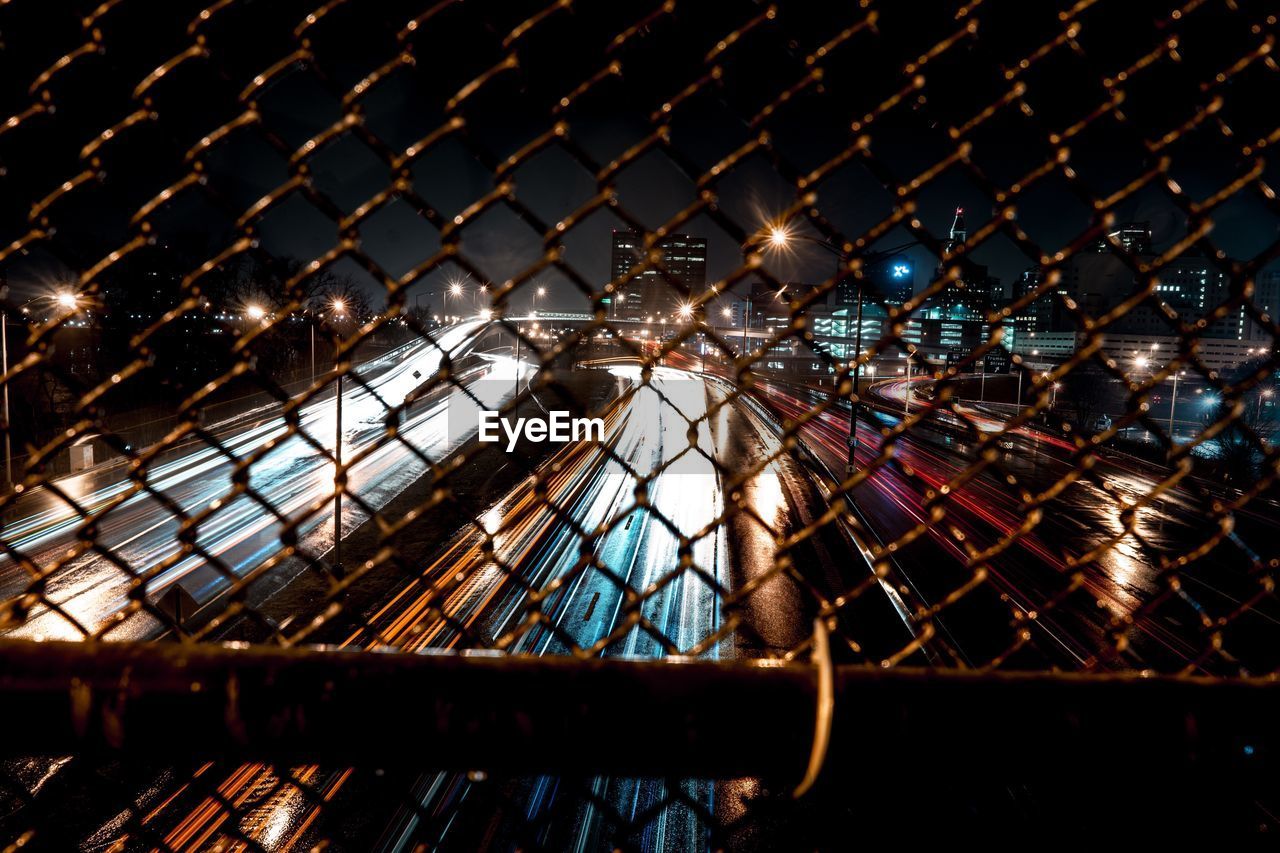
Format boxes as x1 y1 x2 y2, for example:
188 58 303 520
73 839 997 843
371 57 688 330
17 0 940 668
0 0 1278 847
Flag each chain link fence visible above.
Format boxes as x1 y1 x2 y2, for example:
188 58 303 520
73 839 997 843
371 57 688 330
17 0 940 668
0 0 1278 847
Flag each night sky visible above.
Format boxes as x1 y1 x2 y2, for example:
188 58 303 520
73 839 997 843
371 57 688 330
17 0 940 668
1 0 1277 314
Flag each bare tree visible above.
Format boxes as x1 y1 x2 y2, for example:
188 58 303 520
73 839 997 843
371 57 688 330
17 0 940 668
1061 362 1112 433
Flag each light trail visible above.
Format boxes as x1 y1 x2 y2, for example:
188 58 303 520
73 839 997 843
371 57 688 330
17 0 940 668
1 321 488 641
149 366 801 852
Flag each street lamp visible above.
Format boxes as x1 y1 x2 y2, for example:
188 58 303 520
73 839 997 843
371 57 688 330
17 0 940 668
904 351 916 419
1259 388 1276 421
445 280 468 322
328 295 349 579
1168 369 1184 442
1134 353 1184 444
245 304 266 322
748 222 871 476
1040 372 1062 410
767 225 791 250
0 310 11 487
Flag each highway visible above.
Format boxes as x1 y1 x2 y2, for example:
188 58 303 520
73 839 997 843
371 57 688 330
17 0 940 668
0 321 491 642
751 371 1280 673
85 364 864 851
22 342 1277 850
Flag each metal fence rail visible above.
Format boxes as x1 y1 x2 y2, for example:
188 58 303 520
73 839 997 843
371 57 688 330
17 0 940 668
3 638 1278 780
0 0 1277 846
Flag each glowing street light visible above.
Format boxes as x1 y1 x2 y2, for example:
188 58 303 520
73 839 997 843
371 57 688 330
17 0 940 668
245 304 266 321
903 351 917 419
677 303 694 321
749 216 870 474
1042 372 1061 408
320 295 351 578
55 291 79 310
1168 369 1185 441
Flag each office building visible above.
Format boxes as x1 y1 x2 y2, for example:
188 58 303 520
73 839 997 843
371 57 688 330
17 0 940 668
1247 268 1280 342
924 207 1000 321
748 281 827 331
836 251 914 307
1095 222 1153 254
609 230 707 321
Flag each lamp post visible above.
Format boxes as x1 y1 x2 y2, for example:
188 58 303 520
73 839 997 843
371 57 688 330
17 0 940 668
2 291 83 486
1016 367 1024 416
514 321 523 395
1168 369 1184 443
677 303 700 374
328 297 347 578
749 224 872 476
1259 388 1275 421
904 351 915 420
1132 353 1183 443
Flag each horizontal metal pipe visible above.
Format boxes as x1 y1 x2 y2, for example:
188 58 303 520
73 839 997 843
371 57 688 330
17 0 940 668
0 639 1275 781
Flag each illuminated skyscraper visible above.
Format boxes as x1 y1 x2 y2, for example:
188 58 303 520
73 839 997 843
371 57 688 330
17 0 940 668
609 230 707 321
928 206 996 321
